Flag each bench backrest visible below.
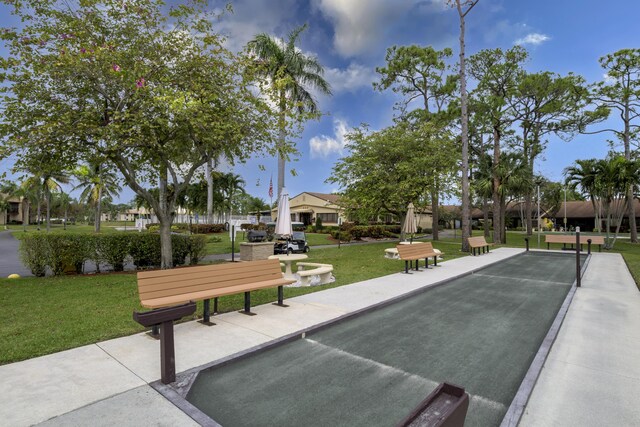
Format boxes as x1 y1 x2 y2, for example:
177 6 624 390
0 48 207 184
396 243 437 259
467 236 488 247
545 234 605 245
136 259 284 302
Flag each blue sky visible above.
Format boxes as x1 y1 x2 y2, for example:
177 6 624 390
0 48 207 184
1 0 640 205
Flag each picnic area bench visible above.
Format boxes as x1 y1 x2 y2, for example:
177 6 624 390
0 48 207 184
396 242 443 274
136 259 296 326
545 234 604 252
467 236 493 256
296 262 334 286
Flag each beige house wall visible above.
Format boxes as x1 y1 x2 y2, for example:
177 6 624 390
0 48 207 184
272 193 346 226
0 195 28 225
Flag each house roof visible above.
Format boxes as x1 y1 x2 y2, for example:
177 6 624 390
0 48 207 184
551 200 640 219
303 192 341 204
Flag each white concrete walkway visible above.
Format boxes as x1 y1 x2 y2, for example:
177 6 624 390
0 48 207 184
3 248 638 426
520 252 640 426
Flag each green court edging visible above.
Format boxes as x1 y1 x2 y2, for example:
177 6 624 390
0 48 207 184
498 251 592 427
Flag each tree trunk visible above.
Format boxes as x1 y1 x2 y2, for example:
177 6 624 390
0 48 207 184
95 187 102 233
457 2 471 252
36 196 42 231
525 192 533 235
158 215 173 269
431 179 439 241
500 198 507 244
483 198 490 238
158 167 173 269
277 98 286 199
206 159 213 223
492 127 502 244
45 190 51 232
623 105 637 242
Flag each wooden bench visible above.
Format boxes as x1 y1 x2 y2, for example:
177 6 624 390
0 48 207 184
136 259 296 326
296 262 334 286
467 236 493 256
396 242 444 274
545 234 604 252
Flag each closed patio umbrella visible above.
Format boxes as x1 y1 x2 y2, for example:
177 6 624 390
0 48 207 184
275 188 293 237
402 203 417 242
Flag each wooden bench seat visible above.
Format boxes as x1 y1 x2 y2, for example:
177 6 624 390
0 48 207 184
467 236 493 256
396 242 443 274
545 234 604 252
296 262 334 286
137 259 296 325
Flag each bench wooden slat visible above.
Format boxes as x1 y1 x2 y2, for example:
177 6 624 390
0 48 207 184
545 235 604 245
136 259 296 318
140 278 294 309
138 267 283 293
137 259 276 280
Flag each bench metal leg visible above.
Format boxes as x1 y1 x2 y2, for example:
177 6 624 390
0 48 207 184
214 297 218 314
160 320 175 384
404 260 412 274
273 286 289 307
433 256 438 267
424 257 429 269
150 324 160 338
240 291 256 316
199 299 215 326
415 259 420 271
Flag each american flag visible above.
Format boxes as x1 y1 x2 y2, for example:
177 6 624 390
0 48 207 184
268 176 273 198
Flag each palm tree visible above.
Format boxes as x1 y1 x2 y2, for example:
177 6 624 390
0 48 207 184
566 155 640 248
21 170 70 232
565 158 602 231
73 163 121 232
247 25 332 197
219 173 246 222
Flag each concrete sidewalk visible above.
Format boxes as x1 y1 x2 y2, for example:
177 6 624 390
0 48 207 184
520 252 640 426
1 248 637 426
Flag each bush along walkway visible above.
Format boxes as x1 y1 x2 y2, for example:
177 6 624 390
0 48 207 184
0 231 32 277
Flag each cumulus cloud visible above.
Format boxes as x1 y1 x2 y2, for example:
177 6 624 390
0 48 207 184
324 62 377 93
514 33 551 46
310 119 350 158
312 0 413 57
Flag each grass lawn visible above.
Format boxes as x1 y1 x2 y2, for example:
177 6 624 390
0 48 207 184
204 231 334 254
0 240 463 365
6 223 131 235
2 228 639 365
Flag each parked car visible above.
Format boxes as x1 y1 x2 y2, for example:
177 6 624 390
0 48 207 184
274 231 310 254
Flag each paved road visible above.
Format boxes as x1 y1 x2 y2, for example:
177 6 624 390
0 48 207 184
0 231 33 277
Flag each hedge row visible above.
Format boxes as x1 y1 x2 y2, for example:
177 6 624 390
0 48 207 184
19 233 208 277
145 223 227 233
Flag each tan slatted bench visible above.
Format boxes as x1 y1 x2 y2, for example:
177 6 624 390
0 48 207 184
467 236 493 256
396 242 444 274
545 234 604 252
136 259 296 327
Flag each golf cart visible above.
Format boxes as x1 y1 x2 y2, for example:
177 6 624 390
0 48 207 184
274 231 310 255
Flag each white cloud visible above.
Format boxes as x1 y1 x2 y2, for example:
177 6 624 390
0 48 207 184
312 0 413 57
324 62 377 93
309 119 350 158
514 33 551 46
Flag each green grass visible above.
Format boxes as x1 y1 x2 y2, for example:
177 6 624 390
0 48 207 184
0 240 464 365
6 223 131 234
3 228 640 365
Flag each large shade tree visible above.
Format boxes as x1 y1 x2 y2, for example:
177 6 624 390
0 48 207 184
583 49 640 243
1 0 281 268
247 24 332 198
448 0 479 251
374 45 458 239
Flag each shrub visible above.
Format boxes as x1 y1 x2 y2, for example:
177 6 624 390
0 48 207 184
188 235 208 265
128 234 162 268
97 234 131 272
190 223 226 234
314 216 323 232
171 235 191 266
19 234 48 277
